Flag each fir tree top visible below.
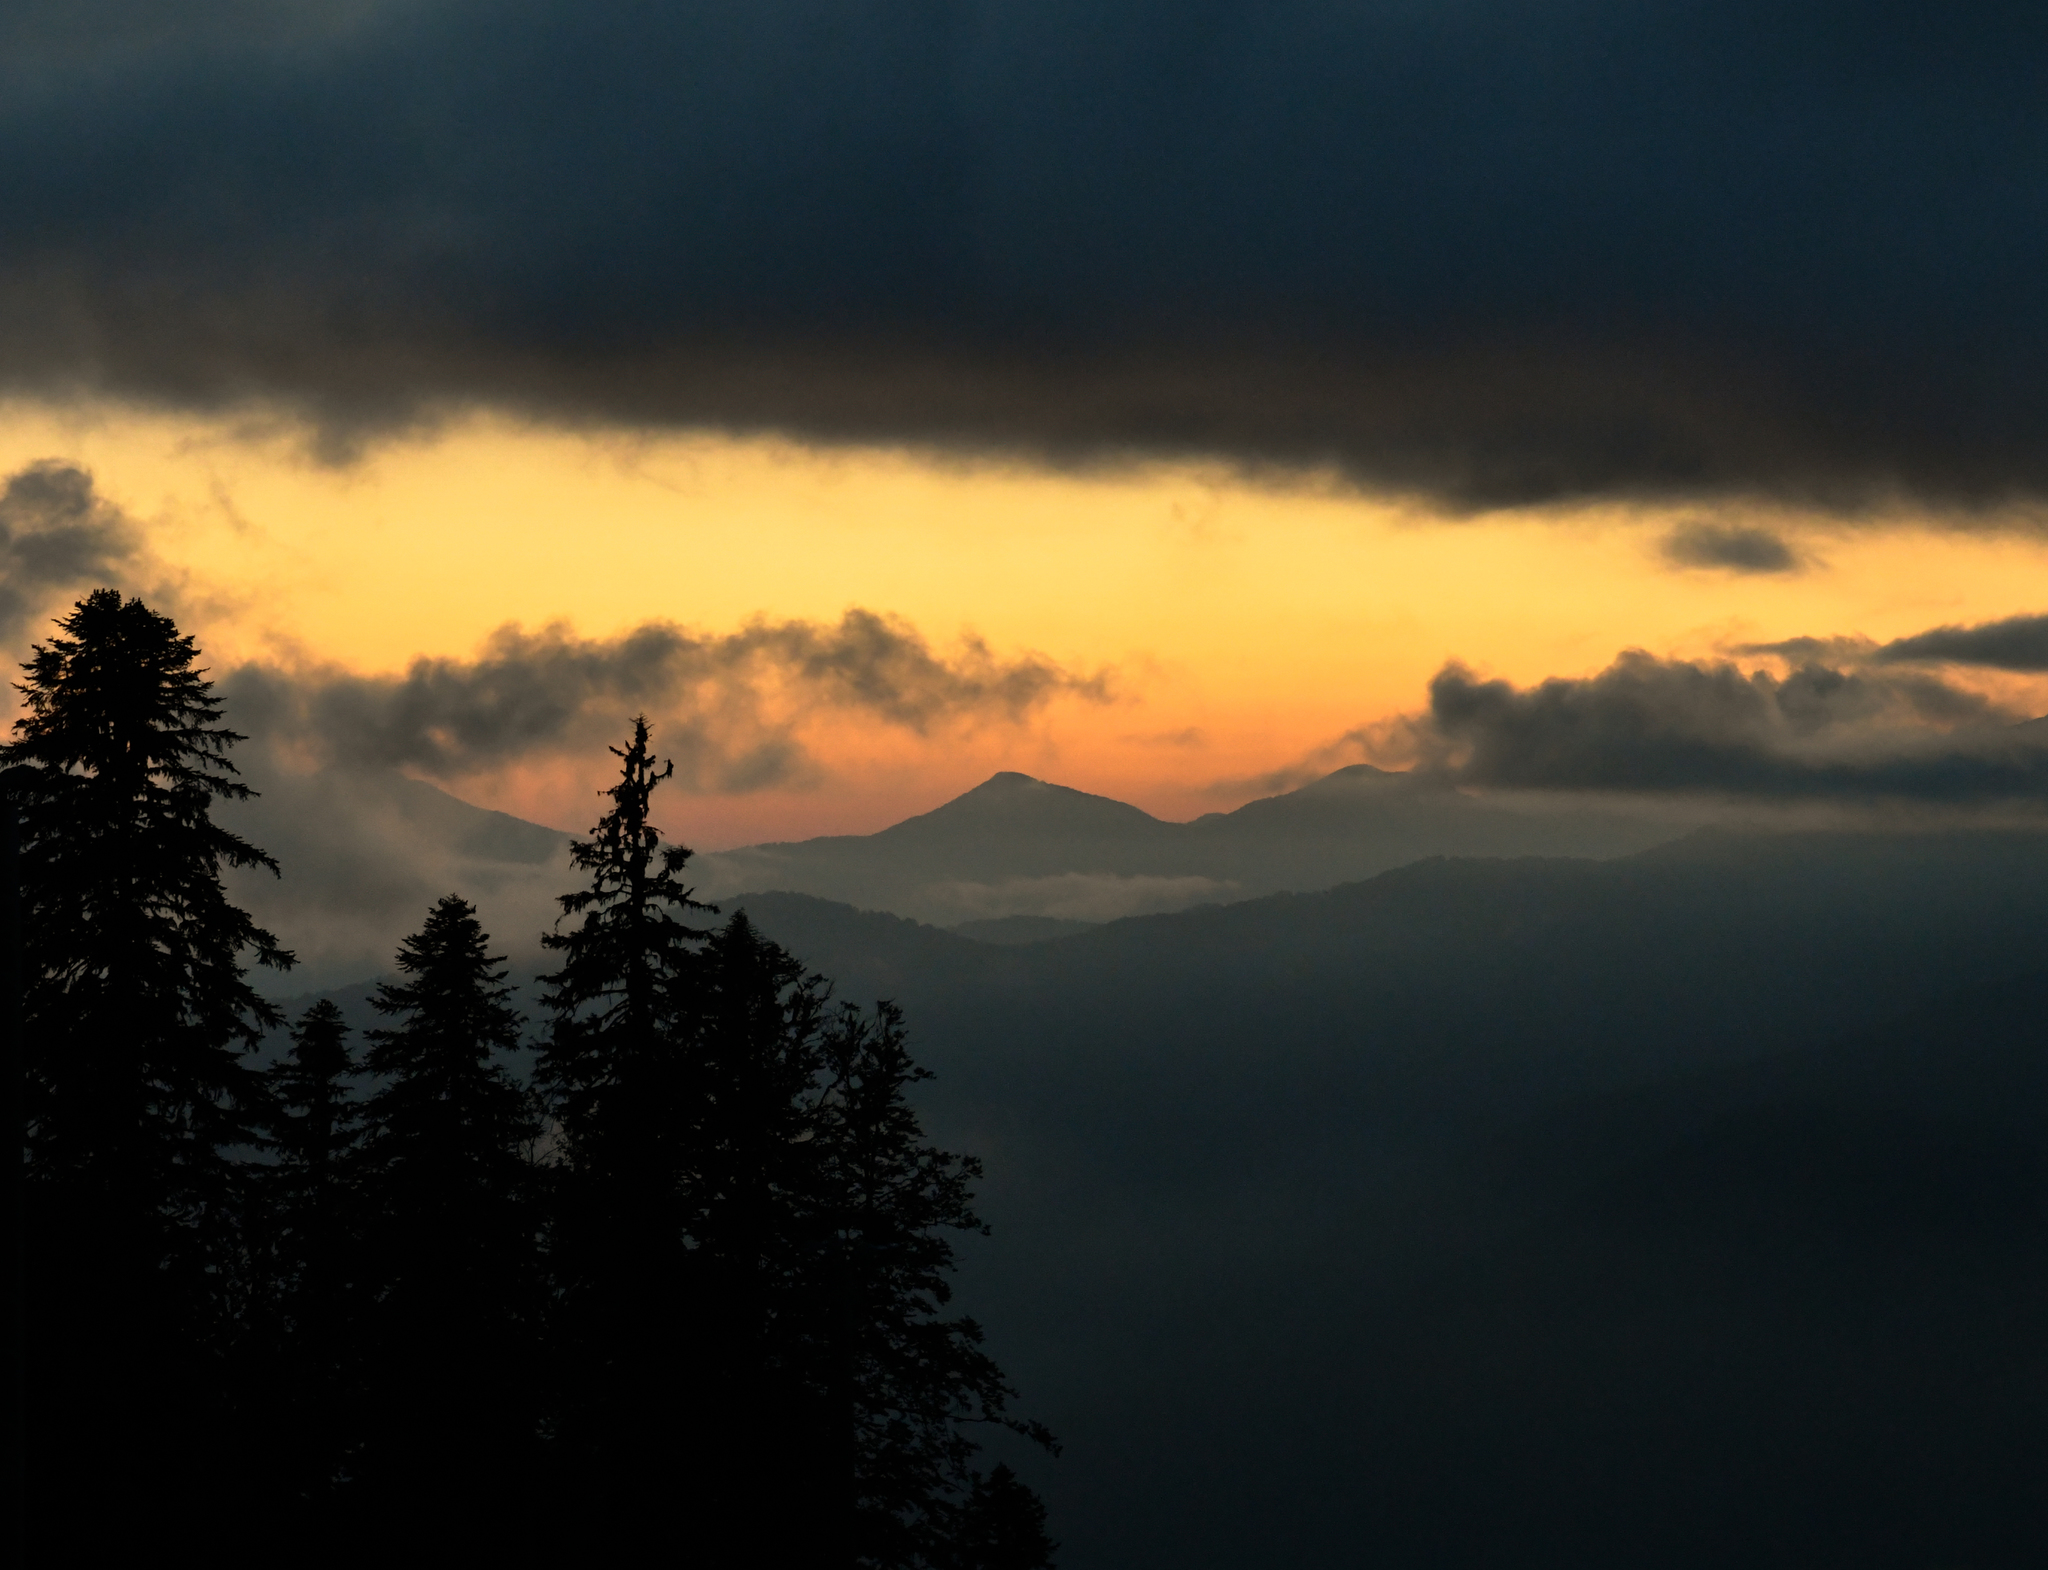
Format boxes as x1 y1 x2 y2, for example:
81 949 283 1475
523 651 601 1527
538 717 716 1148
7 588 291 1192
10 588 278 879
270 999 360 1175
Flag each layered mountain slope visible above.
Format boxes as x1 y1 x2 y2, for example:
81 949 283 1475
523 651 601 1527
694 765 1676 922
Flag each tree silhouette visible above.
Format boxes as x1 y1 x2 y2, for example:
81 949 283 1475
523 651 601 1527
535 715 719 1540
260 999 366 1510
815 1000 1058 1568
355 895 540 1539
949 1465 1059 1570
537 718 1055 1561
688 910 838 1559
5 589 292 1545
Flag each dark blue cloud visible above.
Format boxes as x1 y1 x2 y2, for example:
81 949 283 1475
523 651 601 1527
4 2 2045 506
1427 650 2044 801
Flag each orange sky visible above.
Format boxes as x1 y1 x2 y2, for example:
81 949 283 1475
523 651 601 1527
6 400 2047 846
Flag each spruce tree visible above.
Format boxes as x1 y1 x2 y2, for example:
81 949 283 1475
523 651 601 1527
261 1000 365 1506
354 895 539 1536
815 1002 1058 1568
5 589 293 1544
534 716 718 1533
688 910 838 1558
537 719 1055 1562
948 1465 1059 1570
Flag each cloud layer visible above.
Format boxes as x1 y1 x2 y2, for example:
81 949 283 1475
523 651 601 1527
1875 613 2048 673
223 609 1110 792
0 461 139 642
1422 650 2044 802
4 3 2046 508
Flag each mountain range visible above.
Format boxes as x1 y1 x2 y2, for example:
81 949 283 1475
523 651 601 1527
269 819 2048 1567
222 762 1681 986
689 764 1679 924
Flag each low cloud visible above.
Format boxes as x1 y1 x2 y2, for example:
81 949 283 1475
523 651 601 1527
1421 651 2042 802
1659 521 1803 574
1205 717 1429 798
215 759 572 992
1735 611 2048 675
1873 613 2048 673
222 610 1112 792
0 461 140 642
920 873 1239 925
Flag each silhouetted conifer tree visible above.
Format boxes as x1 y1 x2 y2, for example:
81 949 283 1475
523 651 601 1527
535 716 719 1535
5 589 292 1546
689 910 837 1557
815 1001 1058 1568
355 895 539 1538
948 1465 1058 1570
260 999 365 1506
538 719 1053 1563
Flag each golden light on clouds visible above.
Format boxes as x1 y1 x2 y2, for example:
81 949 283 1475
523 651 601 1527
5 399 2047 843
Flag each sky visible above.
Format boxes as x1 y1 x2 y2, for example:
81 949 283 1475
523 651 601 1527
3 1 2046 846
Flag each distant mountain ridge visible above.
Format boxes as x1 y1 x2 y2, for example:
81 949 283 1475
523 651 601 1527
691 765 1679 924
225 761 1676 986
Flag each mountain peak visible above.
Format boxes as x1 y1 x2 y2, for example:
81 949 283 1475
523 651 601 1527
879 771 1170 842
968 771 1053 793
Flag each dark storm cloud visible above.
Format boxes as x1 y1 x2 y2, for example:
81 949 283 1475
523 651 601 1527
0 461 140 642
1659 521 1802 574
1424 650 2043 801
3 2 2046 508
1873 613 2048 672
222 610 1109 789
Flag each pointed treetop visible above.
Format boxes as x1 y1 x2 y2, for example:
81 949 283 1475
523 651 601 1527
553 714 708 922
10 588 255 806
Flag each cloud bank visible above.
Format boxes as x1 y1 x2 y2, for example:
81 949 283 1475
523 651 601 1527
1874 614 2048 673
223 609 1111 792
4 2 2046 509
1421 651 2044 802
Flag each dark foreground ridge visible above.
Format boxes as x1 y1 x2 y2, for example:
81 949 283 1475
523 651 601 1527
720 829 2048 1569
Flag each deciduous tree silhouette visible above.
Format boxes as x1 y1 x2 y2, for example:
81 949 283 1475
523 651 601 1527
5 589 292 1545
355 895 540 1539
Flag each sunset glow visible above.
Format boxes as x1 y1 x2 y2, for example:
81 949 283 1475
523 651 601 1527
5 401 2046 843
